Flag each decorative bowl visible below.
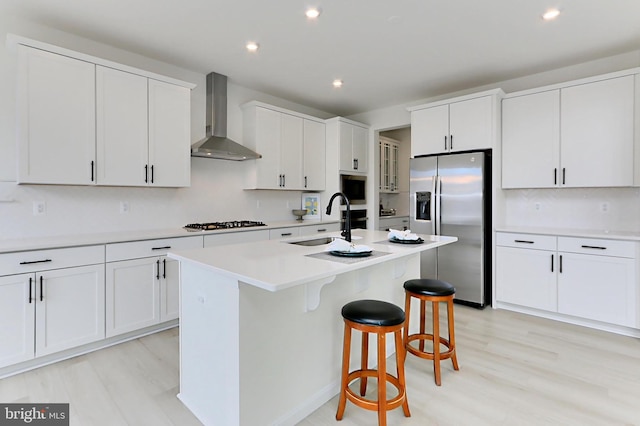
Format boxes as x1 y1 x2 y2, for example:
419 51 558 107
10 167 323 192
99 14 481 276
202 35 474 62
292 209 307 221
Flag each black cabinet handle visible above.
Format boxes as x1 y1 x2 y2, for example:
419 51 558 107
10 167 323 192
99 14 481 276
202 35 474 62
581 245 606 250
559 255 563 273
151 165 154 184
444 136 447 150
562 168 566 185
91 160 95 182
156 259 160 280
145 165 148 183
282 174 285 187
514 240 534 244
163 259 167 279
353 159 358 170
551 254 554 272
152 246 171 251
29 277 33 303
450 134 453 150
317 228 327 232
40 275 43 301
281 232 292 237
304 176 308 188
20 259 52 265
554 168 557 185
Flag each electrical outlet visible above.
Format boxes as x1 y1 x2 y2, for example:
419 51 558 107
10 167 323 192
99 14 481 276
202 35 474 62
120 201 130 214
601 202 609 212
33 201 46 216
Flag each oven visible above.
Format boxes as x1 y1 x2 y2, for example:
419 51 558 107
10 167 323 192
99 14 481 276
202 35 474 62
341 209 368 230
340 174 366 205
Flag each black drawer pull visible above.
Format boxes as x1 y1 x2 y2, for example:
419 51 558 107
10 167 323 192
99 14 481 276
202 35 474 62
156 259 160 280
20 259 52 265
514 240 534 244
29 277 33 303
581 245 606 250
551 254 554 272
40 275 43 301
152 246 171 250
281 233 292 237
317 229 327 232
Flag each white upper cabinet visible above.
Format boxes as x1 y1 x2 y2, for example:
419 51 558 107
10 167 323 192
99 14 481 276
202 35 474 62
338 120 369 174
243 102 326 190
13 37 194 187
96 66 149 186
148 79 191 187
560 75 634 187
303 119 326 190
502 90 560 188
409 90 502 157
502 72 636 188
17 45 96 185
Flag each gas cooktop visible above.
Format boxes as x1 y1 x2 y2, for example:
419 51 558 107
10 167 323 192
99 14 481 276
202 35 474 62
184 220 267 232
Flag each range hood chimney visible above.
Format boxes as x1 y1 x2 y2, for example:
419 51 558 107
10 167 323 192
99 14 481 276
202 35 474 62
191 72 261 160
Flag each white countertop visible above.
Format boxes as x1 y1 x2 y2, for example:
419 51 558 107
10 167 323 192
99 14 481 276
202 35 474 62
495 226 640 241
0 219 339 254
168 229 457 292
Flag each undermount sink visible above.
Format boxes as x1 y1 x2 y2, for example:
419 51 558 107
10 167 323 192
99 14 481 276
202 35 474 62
287 237 336 246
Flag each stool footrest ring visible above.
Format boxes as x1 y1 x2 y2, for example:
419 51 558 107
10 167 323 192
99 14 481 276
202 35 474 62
405 333 455 360
344 370 407 412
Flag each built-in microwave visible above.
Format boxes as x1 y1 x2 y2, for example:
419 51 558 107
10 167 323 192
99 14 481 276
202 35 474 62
340 174 366 205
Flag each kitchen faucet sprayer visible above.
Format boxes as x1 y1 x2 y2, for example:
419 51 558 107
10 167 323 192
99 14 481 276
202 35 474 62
326 192 352 242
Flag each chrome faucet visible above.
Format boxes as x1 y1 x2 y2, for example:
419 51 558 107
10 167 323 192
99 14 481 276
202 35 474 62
326 192 352 242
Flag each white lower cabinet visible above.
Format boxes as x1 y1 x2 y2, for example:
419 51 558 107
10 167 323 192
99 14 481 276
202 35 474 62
0 246 105 369
496 232 638 329
105 236 202 337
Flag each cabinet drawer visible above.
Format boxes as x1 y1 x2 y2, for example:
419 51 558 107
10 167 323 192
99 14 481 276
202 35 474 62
496 233 556 250
269 228 301 240
204 230 269 247
299 223 340 236
558 237 636 258
106 236 202 262
0 245 105 276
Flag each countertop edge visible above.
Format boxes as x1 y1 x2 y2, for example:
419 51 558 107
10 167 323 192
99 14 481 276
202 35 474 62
0 220 340 254
495 227 640 241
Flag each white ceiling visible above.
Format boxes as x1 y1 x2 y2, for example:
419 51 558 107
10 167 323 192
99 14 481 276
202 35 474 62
3 0 640 116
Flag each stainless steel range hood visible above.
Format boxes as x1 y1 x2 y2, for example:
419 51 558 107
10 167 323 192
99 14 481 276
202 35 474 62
191 72 261 160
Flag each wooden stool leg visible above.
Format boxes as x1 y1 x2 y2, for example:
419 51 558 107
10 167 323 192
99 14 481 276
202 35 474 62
403 292 411 348
377 331 387 426
336 323 351 420
419 299 426 352
447 298 459 370
432 301 441 386
394 329 411 417
360 331 369 396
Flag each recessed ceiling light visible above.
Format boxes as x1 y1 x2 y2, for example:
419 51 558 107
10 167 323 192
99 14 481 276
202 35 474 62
306 8 321 19
332 79 343 88
542 8 560 20
246 42 259 52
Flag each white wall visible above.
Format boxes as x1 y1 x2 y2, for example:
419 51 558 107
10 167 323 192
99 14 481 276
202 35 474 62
0 18 333 240
349 50 640 233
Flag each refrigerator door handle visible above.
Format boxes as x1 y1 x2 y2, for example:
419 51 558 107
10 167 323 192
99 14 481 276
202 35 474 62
435 175 442 235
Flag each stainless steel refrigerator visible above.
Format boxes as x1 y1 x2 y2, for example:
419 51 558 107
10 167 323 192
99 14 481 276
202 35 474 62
410 151 491 308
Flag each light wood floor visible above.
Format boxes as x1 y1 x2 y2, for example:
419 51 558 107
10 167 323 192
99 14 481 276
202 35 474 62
1 306 639 425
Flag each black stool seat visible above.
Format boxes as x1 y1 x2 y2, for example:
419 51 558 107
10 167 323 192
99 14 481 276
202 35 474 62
341 299 405 327
404 279 455 297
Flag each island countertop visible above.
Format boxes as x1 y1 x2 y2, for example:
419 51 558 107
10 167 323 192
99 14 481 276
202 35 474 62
168 229 457 292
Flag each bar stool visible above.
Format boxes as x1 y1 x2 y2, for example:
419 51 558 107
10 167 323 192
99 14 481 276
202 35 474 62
403 279 459 386
336 299 410 426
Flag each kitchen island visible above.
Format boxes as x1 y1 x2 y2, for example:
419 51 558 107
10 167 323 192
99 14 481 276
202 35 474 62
168 229 457 426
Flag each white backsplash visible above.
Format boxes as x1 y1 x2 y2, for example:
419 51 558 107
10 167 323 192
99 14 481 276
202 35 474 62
502 187 640 232
0 158 308 240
